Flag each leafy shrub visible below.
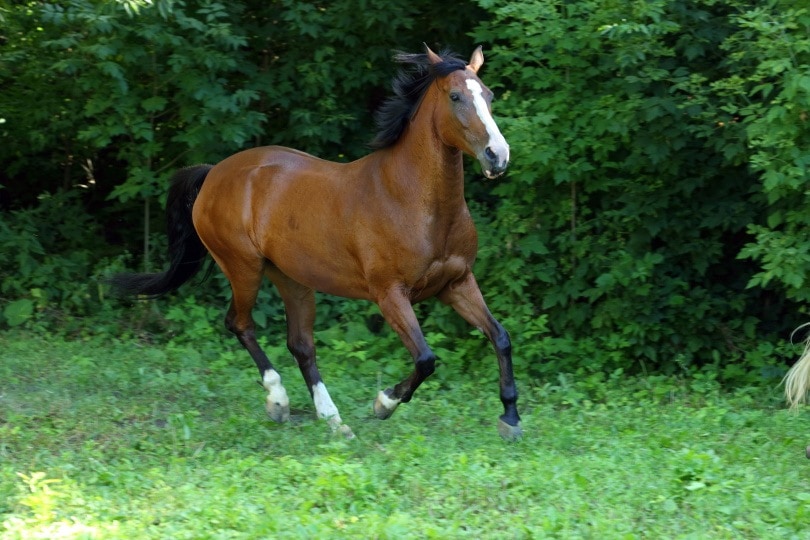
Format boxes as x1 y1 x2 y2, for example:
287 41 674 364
0 190 123 328
471 0 805 376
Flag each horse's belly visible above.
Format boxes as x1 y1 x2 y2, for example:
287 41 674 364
261 249 359 299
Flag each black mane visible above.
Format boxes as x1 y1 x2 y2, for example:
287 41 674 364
369 50 467 149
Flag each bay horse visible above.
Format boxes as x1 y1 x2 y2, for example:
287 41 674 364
112 46 522 440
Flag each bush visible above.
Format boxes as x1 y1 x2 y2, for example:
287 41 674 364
0 191 122 328
470 0 806 376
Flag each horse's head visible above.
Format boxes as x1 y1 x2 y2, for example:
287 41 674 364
427 46 510 179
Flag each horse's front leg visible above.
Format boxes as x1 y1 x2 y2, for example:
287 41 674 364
372 287 436 420
439 272 522 441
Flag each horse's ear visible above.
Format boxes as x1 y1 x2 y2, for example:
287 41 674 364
425 44 442 65
468 46 484 73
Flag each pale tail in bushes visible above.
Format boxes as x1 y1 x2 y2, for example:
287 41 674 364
785 324 810 409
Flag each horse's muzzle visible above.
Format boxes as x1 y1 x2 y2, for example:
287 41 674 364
482 145 509 179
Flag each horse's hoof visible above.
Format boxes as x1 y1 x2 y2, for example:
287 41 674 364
335 424 356 439
266 398 290 423
326 416 355 439
498 418 523 441
373 389 400 420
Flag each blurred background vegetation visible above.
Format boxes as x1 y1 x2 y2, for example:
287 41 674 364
1 0 808 387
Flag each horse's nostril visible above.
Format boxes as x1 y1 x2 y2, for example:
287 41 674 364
485 146 497 161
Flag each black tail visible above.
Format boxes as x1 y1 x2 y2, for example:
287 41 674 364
110 164 213 298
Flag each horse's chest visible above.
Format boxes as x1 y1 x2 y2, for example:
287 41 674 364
406 224 476 300
362 209 477 300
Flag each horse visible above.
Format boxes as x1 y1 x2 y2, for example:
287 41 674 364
111 45 522 440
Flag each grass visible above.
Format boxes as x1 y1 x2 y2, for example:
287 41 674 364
1 330 809 539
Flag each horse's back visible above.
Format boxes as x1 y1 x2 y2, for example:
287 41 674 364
196 145 350 214
207 145 337 184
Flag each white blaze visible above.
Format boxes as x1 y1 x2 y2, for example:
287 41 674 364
465 78 510 165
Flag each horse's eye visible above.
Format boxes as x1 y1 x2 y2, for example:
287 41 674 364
450 93 461 102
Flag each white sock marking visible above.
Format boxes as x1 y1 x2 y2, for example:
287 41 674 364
465 78 510 166
312 382 341 422
263 369 289 408
377 390 401 411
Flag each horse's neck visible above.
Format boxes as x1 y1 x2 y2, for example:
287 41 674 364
381 108 466 210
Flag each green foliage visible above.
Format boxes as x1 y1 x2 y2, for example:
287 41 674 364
37 0 265 201
471 0 805 373
2 299 33 327
0 190 120 327
727 4 810 301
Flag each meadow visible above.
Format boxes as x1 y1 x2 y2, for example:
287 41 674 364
1 331 809 539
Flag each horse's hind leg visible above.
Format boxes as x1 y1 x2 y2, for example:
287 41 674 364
217 256 290 423
266 267 354 438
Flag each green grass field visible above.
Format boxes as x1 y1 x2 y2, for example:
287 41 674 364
1 331 809 539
